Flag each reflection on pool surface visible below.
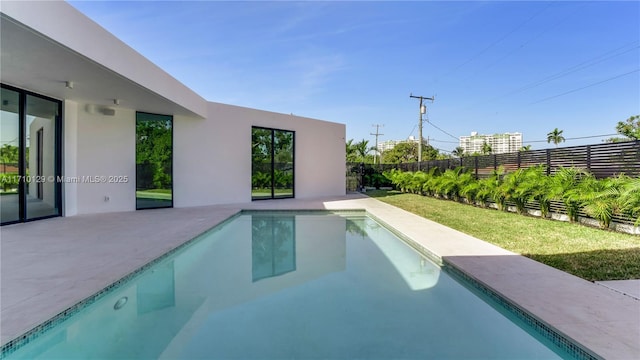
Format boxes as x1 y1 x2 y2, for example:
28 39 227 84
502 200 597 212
4 212 575 359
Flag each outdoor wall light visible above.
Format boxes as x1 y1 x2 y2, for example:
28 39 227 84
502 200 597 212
113 99 120 105
85 104 116 116
65 81 74 89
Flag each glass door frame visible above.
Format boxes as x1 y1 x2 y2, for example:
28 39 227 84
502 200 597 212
1 83 62 225
251 126 295 201
135 111 173 210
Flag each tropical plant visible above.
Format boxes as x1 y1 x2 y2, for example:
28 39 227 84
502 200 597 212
619 177 640 225
487 167 506 210
519 165 551 218
500 168 529 214
421 167 441 196
577 174 632 229
549 167 589 222
353 139 370 163
345 139 358 163
0 144 19 173
519 145 532 152
435 167 471 201
547 128 565 147
481 141 492 155
452 147 465 158
460 180 481 205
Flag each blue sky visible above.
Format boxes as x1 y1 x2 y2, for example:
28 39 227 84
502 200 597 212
69 1 639 153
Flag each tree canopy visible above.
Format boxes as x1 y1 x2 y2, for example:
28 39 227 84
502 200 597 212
381 142 439 164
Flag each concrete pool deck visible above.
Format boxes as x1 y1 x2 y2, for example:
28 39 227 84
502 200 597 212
1 194 638 359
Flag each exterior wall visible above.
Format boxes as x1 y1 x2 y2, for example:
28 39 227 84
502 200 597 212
63 100 79 216
3 2 347 217
71 103 136 214
174 102 345 207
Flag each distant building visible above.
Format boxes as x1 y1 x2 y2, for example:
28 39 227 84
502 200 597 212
377 136 421 154
459 132 522 154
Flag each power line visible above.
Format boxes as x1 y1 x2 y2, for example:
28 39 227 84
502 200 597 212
407 124 416 139
428 139 459 144
530 68 640 104
523 133 618 144
463 40 639 110
514 42 639 97
439 2 554 81
424 115 459 140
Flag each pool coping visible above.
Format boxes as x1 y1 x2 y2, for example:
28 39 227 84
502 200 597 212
1 194 638 359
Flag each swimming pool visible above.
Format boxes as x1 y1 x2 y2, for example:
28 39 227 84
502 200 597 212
2 211 579 359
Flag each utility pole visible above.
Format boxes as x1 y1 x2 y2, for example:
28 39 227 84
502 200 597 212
371 124 384 165
410 94 434 170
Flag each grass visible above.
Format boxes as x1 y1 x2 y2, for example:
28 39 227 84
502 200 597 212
251 188 294 196
136 190 172 200
367 190 640 281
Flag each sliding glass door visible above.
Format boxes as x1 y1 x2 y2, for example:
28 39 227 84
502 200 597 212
136 112 173 209
251 127 294 200
0 87 20 223
1 85 61 225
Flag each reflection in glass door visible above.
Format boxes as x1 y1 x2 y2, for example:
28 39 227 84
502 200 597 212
25 94 60 220
0 87 20 223
251 127 294 200
0 85 61 225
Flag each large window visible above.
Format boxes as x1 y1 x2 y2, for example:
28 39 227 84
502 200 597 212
1 85 62 225
136 112 173 209
252 127 294 200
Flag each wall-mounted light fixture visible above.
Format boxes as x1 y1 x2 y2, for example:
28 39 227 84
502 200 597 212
113 99 120 106
65 81 74 89
85 104 116 116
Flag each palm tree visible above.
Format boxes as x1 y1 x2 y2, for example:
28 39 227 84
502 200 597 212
353 139 370 163
519 145 531 152
451 146 465 158
345 139 357 163
547 128 565 147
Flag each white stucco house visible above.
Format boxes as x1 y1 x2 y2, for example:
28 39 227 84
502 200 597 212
0 1 346 225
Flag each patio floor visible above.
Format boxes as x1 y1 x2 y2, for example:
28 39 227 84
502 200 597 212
1 194 638 359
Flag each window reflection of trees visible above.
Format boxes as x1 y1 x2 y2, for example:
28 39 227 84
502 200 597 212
252 215 296 282
251 127 294 200
136 113 172 209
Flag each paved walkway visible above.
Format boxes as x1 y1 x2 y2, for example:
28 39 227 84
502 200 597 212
1 194 638 359
596 279 640 300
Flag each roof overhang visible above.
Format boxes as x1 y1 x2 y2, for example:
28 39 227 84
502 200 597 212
0 1 207 118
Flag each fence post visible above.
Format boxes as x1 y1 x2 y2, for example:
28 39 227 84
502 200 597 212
474 156 479 180
586 145 591 172
517 151 521 169
494 154 497 171
546 149 551 176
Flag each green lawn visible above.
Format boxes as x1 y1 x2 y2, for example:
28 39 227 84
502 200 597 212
367 190 640 281
252 188 293 197
136 189 172 200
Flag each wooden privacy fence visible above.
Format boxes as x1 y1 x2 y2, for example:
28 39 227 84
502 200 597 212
373 140 640 179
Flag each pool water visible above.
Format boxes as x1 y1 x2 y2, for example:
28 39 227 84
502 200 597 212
3 212 576 359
